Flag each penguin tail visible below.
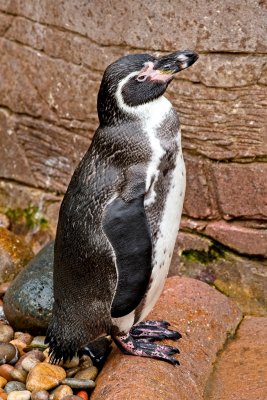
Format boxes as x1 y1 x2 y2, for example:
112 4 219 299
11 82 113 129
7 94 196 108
45 320 78 364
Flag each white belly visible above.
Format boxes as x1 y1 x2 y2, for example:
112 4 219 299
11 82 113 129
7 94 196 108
139 133 186 321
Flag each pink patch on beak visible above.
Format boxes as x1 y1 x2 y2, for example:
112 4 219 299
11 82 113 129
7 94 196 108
136 62 172 83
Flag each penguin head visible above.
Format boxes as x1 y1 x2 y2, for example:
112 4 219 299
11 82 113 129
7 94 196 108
97 50 198 125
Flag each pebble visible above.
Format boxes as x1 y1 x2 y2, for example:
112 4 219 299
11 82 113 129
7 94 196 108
10 367 27 383
51 385 73 400
78 356 93 370
7 390 31 400
0 364 14 381
76 392 88 400
62 357 79 369
74 367 98 381
0 343 18 365
0 392 7 400
60 397 83 400
0 377 7 388
65 368 80 378
0 325 14 343
21 357 40 373
26 363 66 392
61 378 95 390
9 341 26 358
5 381 26 394
14 335 32 346
25 338 47 352
30 391 49 400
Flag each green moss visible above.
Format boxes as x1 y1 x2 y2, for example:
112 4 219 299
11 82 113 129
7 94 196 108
2 206 48 229
182 242 226 265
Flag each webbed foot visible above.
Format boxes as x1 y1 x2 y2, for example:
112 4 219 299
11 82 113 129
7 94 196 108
113 322 181 366
130 319 182 341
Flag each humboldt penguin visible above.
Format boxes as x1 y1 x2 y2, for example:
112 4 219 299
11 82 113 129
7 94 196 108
46 50 198 365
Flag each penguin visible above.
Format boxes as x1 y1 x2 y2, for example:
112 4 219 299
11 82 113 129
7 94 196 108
46 50 198 365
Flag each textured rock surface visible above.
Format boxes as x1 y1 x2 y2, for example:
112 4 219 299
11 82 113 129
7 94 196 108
3 242 54 333
205 316 267 400
91 277 242 400
170 229 267 316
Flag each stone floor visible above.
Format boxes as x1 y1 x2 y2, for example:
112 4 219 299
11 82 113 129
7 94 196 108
91 277 267 400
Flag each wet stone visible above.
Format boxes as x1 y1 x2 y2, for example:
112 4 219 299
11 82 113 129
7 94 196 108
0 325 14 343
0 343 18 365
61 378 95 390
5 382 26 394
26 363 66 392
74 367 98 382
7 390 31 400
9 341 26 358
30 391 49 400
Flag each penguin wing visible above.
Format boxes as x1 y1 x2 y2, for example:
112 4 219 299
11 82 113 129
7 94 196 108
103 191 152 319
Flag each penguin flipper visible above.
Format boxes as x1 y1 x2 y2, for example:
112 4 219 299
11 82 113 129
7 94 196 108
103 194 152 319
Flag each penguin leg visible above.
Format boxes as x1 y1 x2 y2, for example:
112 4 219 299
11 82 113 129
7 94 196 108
113 333 180 365
130 320 182 341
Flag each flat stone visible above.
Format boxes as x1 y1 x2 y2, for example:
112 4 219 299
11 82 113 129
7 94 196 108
91 276 242 400
0 228 33 284
3 242 54 334
205 316 267 400
26 363 66 392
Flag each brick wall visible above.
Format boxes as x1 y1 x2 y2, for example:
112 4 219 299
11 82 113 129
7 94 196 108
0 1 266 313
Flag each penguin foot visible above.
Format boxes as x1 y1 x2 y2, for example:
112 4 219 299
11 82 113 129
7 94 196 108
130 320 182 341
113 333 180 365
79 336 112 370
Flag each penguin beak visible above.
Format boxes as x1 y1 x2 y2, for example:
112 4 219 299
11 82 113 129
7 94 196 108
136 50 199 83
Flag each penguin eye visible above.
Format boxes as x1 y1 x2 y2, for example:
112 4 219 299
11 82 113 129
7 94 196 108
136 75 148 82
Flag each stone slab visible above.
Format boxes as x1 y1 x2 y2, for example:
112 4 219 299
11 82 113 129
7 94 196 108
205 316 267 400
91 277 242 400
